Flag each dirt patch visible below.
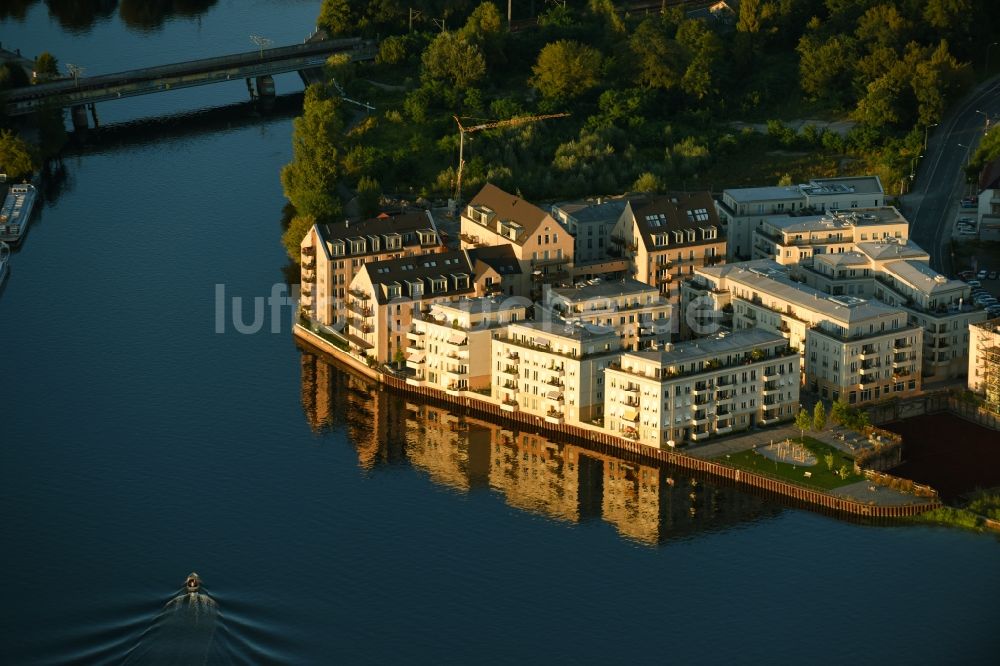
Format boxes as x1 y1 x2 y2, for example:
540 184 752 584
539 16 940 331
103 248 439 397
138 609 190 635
883 413 1000 502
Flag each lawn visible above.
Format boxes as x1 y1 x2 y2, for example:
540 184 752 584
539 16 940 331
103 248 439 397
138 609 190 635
716 435 864 491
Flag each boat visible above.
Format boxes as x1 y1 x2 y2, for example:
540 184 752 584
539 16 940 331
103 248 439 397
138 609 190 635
0 184 38 245
0 241 9 286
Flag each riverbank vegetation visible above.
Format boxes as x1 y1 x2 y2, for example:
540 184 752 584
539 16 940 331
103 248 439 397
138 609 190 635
911 489 1000 532
279 0 998 231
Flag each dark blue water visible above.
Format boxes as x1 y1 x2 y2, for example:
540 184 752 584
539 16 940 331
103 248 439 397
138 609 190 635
2 4 1000 664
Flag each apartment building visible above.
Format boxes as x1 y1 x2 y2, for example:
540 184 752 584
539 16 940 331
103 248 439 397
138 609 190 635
718 176 885 260
406 296 530 394
491 321 622 424
536 278 673 351
460 183 575 293
466 245 527 298
300 211 446 326
604 329 800 447
968 319 1000 412
550 197 632 277
345 250 477 364
752 207 908 266
788 238 985 381
683 260 923 404
612 192 726 300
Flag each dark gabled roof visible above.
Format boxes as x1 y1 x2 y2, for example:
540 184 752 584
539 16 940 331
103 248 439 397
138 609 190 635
468 183 552 239
360 250 476 304
317 210 434 243
628 192 724 252
467 245 523 276
979 157 1000 192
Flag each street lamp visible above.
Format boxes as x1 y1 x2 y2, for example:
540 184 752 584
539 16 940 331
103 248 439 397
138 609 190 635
910 154 923 180
923 123 938 152
66 63 84 87
250 34 272 59
986 41 999 72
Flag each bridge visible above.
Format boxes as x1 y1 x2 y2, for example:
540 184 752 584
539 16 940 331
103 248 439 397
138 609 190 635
1 37 376 122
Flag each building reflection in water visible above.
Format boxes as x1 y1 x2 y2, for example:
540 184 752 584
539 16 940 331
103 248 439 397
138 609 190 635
300 349 781 545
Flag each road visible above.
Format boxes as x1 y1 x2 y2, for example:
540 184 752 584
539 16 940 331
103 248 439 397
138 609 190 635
903 75 1000 275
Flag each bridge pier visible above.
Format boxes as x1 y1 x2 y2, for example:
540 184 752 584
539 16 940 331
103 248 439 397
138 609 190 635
255 75 275 98
89 103 99 128
71 105 89 131
245 77 256 101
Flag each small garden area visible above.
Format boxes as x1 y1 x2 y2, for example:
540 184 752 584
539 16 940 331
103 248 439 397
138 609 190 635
717 436 863 491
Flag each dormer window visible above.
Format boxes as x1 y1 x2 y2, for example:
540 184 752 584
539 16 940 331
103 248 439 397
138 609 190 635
384 233 401 250
453 274 469 290
387 283 401 299
331 240 345 256
349 237 366 254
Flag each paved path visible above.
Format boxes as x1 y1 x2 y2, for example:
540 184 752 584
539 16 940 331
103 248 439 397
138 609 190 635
687 424 802 459
829 480 922 506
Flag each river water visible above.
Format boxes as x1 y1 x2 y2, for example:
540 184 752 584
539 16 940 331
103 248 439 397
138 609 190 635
2 3 999 664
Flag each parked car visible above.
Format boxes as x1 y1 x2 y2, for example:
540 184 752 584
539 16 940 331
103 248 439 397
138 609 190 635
962 198 977 208
990 271 999 280
968 280 982 288
959 216 975 223
978 269 989 279
959 270 975 280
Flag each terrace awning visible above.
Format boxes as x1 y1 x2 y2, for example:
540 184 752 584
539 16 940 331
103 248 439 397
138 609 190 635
622 407 639 422
448 331 467 345
407 352 425 364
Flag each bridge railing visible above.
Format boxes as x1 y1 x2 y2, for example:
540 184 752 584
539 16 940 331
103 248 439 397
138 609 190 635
2 37 374 104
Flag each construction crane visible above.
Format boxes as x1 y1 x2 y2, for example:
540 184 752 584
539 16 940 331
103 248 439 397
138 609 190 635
453 112 569 203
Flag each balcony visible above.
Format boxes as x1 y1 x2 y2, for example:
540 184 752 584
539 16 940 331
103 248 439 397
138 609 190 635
301 284 313 296
859 347 877 360
892 355 912 368
762 381 781 395
349 289 370 301
545 409 564 425
501 399 519 412
546 364 565 376
715 424 734 435
500 365 519 377
446 382 465 396
860 365 880 376
406 343 425 355
505 350 519 362
502 379 518 390
407 328 425 339
760 410 782 425
894 339 911 350
763 367 781 380
692 384 712 396
347 302 373 318
302 245 315 256
405 375 425 387
691 430 712 442
691 413 710 426
545 377 565 387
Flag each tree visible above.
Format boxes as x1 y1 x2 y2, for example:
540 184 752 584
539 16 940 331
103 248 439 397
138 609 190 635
376 35 410 65
317 0 352 36
0 62 29 92
531 40 603 102
588 0 624 35
795 408 811 442
282 214 316 261
831 397 848 425
813 401 827 431
824 451 835 470
421 32 487 88
632 172 663 192
357 176 381 218
280 86 344 221
629 19 685 91
855 4 911 50
34 52 59 79
0 130 38 179
912 40 970 126
797 34 857 105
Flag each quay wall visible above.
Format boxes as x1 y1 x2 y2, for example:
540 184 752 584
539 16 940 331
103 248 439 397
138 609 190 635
294 325 942 520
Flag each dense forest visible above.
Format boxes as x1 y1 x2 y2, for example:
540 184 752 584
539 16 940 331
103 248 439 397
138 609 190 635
281 0 1000 253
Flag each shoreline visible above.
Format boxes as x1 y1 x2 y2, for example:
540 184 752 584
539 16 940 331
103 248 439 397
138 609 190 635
293 323 943 521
